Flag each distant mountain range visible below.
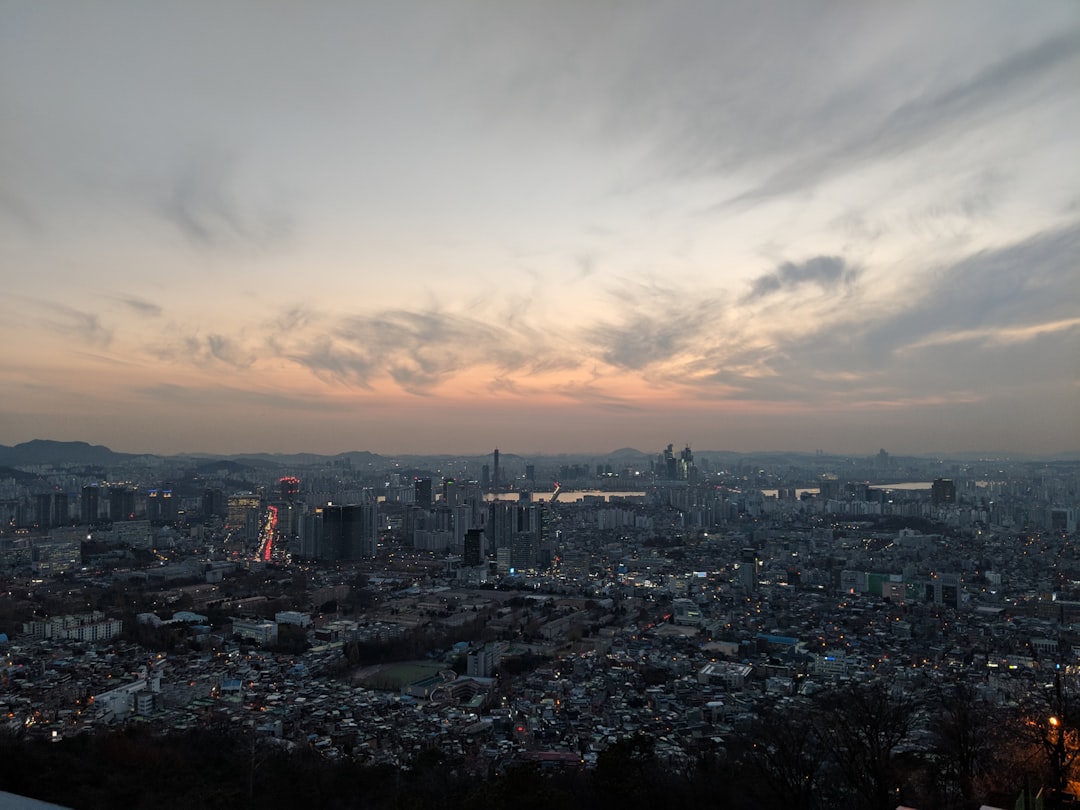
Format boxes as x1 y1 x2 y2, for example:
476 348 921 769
0 440 390 470
0 440 141 467
0 439 1076 470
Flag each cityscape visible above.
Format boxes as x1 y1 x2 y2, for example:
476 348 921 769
0 439 1078 808
3 1 1079 808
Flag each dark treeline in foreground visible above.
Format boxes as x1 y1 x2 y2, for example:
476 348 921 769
0 678 1071 810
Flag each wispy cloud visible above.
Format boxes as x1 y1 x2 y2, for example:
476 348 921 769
114 295 163 317
744 256 858 301
899 317 1080 353
721 32 1080 206
46 305 112 347
158 149 292 250
151 330 254 369
280 308 536 393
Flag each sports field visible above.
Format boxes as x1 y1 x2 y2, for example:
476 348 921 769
352 661 444 690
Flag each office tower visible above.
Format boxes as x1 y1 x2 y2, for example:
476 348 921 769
202 488 225 519
146 489 178 523
453 504 475 551
679 445 694 480
280 476 301 502
526 502 545 545
509 529 537 571
298 509 322 559
277 501 300 541
414 478 433 509
487 501 515 549
525 464 535 483
33 493 52 528
819 477 841 501
482 465 491 490
321 502 377 561
663 444 677 480
739 547 758 592
443 478 461 507
109 486 136 522
52 492 69 527
931 478 956 505
81 485 101 525
227 493 262 543
463 528 484 567
493 448 500 490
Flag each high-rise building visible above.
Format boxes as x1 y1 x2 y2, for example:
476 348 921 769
931 478 956 505
109 487 136 523
486 501 515 549
488 501 544 563
509 530 536 571
320 502 377 561
33 493 53 528
276 501 301 541
279 476 301 502
146 489 177 523
443 478 461 507
227 493 262 543
662 444 677 480
298 509 322 559
81 485 101 525
202 488 225 519
679 445 695 481
492 449 500 490
414 478 433 508
463 528 484 567
739 547 758 592
52 492 69 527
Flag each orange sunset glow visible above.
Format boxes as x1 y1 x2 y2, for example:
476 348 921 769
2 2 1078 456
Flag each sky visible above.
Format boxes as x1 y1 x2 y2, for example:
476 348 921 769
2 1 1078 458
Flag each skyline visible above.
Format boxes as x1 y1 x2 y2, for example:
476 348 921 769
3 2 1078 457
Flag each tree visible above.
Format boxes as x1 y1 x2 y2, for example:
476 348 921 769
1006 671 1080 802
932 678 1001 805
813 680 917 810
743 700 825 810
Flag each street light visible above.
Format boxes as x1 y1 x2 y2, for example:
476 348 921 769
1048 715 1069 795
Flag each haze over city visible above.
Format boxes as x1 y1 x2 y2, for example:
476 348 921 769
2 1 1078 456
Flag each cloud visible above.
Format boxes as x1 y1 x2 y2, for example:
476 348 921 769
724 32 1080 206
703 223 1080 405
158 150 292 250
62 220 1076 422
279 307 542 393
864 222 1080 357
899 317 1080 353
591 316 693 371
744 256 857 301
46 305 112 347
151 331 253 369
115 295 163 317
585 279 723 372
